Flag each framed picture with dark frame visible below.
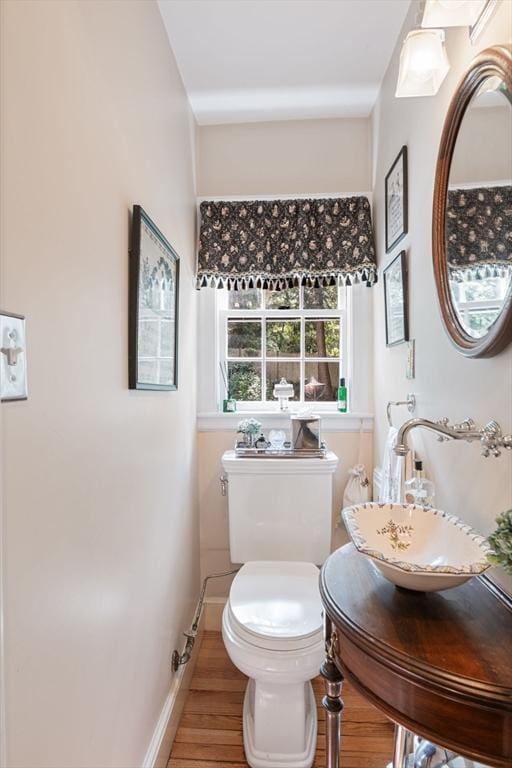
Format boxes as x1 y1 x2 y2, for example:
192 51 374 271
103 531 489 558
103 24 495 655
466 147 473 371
129 205 179 390
383 250 409 347
385 145 408 253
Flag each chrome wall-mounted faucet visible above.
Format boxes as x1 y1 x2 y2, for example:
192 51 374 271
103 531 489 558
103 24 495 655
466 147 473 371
394 417 512 458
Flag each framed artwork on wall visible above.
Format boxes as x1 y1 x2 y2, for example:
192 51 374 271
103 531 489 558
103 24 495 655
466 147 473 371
129 205 179 390
0 311 28 402
384 250 409 347
385 145 408 253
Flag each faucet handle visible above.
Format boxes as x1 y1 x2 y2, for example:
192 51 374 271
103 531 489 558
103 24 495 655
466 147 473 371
484 419 502 437
454 418 475 431
480 420 503 456
435 417 451 441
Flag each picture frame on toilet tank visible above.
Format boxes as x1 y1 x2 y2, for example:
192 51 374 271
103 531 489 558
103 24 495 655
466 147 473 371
129 205 180 390
0 311 28 402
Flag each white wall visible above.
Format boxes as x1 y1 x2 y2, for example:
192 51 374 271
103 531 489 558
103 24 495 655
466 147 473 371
0 1 199 766
196 115 374 596
371 2 512 592
450 104 512 184
198 117 371 196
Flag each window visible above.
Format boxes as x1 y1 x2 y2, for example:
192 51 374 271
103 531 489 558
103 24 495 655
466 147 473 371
449 274 509 338
218 285 347 408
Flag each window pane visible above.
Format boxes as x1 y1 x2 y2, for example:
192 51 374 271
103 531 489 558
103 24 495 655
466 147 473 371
228 362 261 401
265 288 300 309
138 320 159 358
266 319 300 357
227 320 261 357
266 362 300 401
304 362 338 401
465 308 501 338
160 321 173 357
305 319 340 357
458 276 509 303
228 289 262 310
303 285 338 309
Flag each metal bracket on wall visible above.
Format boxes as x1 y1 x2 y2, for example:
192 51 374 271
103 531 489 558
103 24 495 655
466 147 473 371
171 568 240 672
386 394 416 428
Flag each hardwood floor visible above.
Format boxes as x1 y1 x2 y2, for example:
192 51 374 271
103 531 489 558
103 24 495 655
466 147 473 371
167 631 394 768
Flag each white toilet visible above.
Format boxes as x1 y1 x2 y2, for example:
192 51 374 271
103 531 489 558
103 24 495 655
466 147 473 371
221 450 339 768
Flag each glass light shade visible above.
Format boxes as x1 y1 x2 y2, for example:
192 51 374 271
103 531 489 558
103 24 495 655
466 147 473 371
421 0 486 28
395 30 450 98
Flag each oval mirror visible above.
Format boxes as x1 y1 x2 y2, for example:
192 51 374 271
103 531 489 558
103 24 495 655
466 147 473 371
433 46 512 357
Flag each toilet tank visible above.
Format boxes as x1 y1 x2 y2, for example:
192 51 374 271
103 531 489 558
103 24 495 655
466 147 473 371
221 450 339 565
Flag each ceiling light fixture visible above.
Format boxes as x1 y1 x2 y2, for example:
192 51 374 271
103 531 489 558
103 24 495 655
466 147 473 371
395 29 450 98
421 0 487 29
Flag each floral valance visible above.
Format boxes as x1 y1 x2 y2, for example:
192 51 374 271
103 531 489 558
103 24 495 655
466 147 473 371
446 185 512 280
197 197 377 290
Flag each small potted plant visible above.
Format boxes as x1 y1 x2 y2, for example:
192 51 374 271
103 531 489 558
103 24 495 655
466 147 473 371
237 418 262 448
487 509 512 575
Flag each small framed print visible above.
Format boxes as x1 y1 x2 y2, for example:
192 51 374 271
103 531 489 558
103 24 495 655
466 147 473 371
384 251 409 347
129 205 179 390
385 146 408 253
406 339 415 379
0 311 28 402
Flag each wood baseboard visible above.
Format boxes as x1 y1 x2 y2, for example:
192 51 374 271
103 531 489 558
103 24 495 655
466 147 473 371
142 617 204 768
203 597 226 631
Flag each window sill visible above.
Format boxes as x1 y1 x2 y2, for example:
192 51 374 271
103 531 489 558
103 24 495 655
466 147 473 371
197 411 374 433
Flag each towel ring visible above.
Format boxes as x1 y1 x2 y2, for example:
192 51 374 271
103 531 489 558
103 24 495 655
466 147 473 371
387 394 416 427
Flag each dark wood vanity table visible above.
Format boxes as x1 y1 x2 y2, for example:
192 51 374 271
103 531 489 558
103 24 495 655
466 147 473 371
320 544 512 768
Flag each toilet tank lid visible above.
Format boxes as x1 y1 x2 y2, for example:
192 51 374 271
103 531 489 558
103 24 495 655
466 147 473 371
221 449 339 474
229 561 323 641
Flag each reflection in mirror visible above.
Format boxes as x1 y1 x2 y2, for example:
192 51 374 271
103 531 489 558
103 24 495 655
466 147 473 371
445 75 512 339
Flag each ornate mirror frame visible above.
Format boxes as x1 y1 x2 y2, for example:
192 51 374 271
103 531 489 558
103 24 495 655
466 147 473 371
432 45 512 358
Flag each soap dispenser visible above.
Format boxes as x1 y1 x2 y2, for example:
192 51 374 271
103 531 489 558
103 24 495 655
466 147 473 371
404 460 435 508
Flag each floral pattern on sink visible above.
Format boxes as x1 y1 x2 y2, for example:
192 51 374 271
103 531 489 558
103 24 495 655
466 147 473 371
377 519 413 551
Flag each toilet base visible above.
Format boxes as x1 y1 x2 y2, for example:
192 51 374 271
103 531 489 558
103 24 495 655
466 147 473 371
242 678 317 768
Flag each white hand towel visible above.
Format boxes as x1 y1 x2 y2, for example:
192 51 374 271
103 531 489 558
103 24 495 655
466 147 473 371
379 426 403 503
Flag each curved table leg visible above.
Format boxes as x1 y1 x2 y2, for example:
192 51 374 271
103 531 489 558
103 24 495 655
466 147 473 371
321 615 344 768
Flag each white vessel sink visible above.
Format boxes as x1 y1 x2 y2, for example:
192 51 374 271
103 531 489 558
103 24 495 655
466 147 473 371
342 502 491 591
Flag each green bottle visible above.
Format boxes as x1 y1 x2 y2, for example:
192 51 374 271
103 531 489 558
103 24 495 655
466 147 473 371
337 377 348 413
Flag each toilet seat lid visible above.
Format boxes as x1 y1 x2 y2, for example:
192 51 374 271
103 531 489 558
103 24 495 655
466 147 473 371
229 561 322 643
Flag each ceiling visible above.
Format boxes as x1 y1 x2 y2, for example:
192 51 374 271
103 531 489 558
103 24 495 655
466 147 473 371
157 0 411 125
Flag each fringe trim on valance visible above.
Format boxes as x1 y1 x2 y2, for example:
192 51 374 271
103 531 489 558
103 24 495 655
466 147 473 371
196 196 377 291
449 262 512 282
196 265 378 291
